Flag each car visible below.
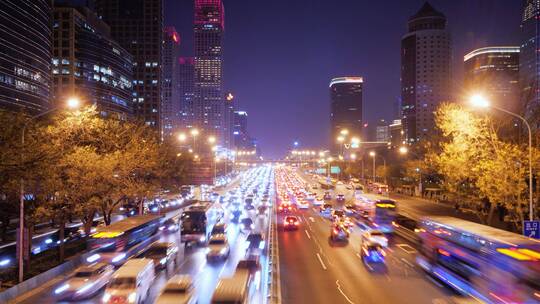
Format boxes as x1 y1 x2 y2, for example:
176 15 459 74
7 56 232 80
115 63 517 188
246 232 265 251
297 199 309 209
54 263 114 300
103 259 155 304
361 241 386 266
320 203 333 217
331 209 345 221
155 275 196 304
137 241 178 270
211 222 227 235
361 230 388 248
206 234 230 260
330 223 350 242
344 204 356 216
323 192 332 200
240 216 255 231
161 218 179 233
278 203 294 213
313 196 324 206
336 194 345 202
283 216 300 230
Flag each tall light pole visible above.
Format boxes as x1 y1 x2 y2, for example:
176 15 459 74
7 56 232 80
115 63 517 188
470 94 534 221
19 97 80 282
369 151 376 182
190 128 199 151
399 146 422 195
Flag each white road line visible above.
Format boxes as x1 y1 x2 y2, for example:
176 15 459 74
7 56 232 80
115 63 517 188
396 243 417 254
309 217 315 223
400 257 415 268
336 280 355 304
304 230 311 239
316 253 327 270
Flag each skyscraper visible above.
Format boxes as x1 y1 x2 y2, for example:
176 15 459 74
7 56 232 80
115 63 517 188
0 0 52 113
521 0 540 121
401 2 451 143
193 0 225 142
178 57 195 130
162 26 181 138
329 77 363 152
52 5 133 117
95 0 163 128
464 46 520 112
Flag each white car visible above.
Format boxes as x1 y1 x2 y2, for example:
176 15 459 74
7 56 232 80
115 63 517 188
313 196 324 206
55 263 114 300
361 230 388 248
156 275 196 304
206 234 230 260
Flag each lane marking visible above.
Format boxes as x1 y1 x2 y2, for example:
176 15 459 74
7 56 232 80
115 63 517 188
400 257 415 268
396 243 417 254
336 280 355 304
316 253 327 270
309 217 315 223
304 230 311 239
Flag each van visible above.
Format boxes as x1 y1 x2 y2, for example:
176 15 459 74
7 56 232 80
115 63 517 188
103 258 155 304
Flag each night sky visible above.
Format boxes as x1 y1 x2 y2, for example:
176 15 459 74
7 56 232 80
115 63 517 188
165 0 522 159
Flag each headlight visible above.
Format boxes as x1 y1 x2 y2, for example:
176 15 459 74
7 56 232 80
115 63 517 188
160 257 167 265
219 248 228 254
102 292 111 302
54 283 70 294
128 292 137 303
199 236 206 242
112 253 126 263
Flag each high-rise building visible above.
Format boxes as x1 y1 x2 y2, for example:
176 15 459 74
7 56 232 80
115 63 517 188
464 46 520 112
401 2 451 143
224 92 234 149
232 110 256 150
376 119 390 143
0 0 52 113
521 0 540 120
329 77 363 152
178 57 195 129
162 26 181 138
389 119 404 149
95 0 163 128
52 5 133 117
193 0 225 142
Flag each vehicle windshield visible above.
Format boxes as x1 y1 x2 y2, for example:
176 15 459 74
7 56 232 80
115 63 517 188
181 211 206 232
74 271 94 277
209 239 225 245
333 210 344 217
109 277 136 288
146 246 167 256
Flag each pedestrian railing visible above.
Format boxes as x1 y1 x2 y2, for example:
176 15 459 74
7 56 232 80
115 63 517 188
266 203 281 304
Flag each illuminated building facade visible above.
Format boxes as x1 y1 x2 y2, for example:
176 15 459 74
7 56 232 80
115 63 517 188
329 77 363 152
52 5 133 117
401 2 450 143
0 0 52 113
521 0 540 119
193 0 225 143
178 57 195 129
464 46 520 112
95 0 163 128
162 26 181 138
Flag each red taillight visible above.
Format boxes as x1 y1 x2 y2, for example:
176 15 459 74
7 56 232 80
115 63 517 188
333 228 338 234
438 248 450 257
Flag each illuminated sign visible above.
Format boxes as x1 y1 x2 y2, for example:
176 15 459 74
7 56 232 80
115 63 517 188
496 248 540 261
375 203 395 208
92 232 124 239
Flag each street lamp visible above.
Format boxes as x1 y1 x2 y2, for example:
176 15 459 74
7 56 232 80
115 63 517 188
470 94 534 221
18 97 80 282
208 136 216 144
350 153 356 160
178 133 187 142
369 151 376 182
340 129 349 136
398 146 408 155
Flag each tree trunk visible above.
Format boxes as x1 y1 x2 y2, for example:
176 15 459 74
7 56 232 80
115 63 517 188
486 203 496 226
139 198 144 215
83 210 96 236
58 218 65 263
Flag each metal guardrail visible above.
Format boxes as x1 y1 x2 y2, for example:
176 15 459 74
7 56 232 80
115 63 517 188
266 201 281 304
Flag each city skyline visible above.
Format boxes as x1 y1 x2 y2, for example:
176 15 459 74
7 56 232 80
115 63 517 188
166 0 521 158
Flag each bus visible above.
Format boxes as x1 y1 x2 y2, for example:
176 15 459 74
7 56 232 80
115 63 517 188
180 202 224 245
357 199 397 233
88 215 162 265
417 216 540 303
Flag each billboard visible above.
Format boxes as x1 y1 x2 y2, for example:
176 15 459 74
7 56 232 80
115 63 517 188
330 166 340 174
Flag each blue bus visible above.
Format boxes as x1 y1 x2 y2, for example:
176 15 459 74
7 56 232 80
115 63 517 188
372 199 397 233
417 216 540 303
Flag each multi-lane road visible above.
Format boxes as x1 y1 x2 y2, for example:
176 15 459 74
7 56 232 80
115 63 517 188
277 170 462 304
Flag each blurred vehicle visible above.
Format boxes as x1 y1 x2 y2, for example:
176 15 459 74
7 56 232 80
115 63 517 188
103 258 155 304
361 242 386 265
240 217 254 231
181 202 224 246
54 263 114 300
417 216 540 303
336 194 345 202
155 275 196 304
313 196 324 206
344 204 356 216
372 199 397 233
136 241 177 270
323 192 332 201
211 222 227 236
206 234 230 261
330 223 350 242
278 202 293 213
161 217 179 233
361 230 388 248
180 185 194 198
88 215 161 265
246 232 265 252
297 199 309 209
319 203 333 218
331 209 345 222
211 269 251 304
284 216 300 230
257 205 268 215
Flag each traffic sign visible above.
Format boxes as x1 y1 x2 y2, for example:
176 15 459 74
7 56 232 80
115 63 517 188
523 220 540 239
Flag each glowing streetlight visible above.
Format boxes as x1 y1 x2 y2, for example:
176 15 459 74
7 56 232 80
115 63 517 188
178 133 187 142
318 151 325 157
208 136 216 144
469 93 490 108
66 96 81 109
340 129 349 136
337 136 345 142
369 151 376 157
351 137 360 144
399 146 408 154
350 153 356 160
338 155 344 160
327 157 334 162
190 128 199 136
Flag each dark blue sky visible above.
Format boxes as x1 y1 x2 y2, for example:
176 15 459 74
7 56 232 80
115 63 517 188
165 0 521 158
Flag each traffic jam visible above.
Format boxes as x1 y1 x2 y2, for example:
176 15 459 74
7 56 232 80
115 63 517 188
45 165 275 304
